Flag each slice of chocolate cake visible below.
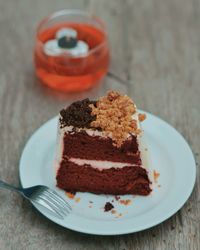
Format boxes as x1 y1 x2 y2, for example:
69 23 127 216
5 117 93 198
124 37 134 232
56 91 151 195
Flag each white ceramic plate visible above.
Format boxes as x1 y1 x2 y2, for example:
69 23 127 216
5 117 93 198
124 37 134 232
19 111 196 235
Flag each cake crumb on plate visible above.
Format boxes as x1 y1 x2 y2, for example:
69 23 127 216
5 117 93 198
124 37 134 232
119 199 132 206
75 197 81 203
111 209 117 214
115 196 120 201
115 213 123 218
104 202 114 212
153 170 160 183
66 192 75 199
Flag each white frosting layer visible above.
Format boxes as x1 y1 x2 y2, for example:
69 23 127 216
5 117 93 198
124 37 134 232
59 124 110 138
69 158 135 170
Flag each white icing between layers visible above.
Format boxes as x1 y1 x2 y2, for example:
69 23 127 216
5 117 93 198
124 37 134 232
69 158 136 170
60 124 110 138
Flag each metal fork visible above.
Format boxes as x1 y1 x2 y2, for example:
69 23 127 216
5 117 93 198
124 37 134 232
0 180 71 219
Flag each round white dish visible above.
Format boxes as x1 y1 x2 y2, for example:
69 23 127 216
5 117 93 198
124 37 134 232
19 112 196 235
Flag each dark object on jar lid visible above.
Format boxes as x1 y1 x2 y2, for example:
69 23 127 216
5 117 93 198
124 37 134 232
58 36 78 49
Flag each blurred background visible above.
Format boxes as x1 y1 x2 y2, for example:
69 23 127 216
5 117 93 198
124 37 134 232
0 0 199 249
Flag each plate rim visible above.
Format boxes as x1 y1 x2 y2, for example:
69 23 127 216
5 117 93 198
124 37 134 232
19 111 196 235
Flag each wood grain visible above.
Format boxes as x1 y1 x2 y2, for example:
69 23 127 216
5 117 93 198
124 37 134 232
0 0 199 249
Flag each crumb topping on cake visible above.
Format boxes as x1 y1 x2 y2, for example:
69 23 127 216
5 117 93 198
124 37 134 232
89 90 142 147
59 91 147 148
59 98 96 128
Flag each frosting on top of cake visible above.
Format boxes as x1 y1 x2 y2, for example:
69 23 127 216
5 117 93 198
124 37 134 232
59 90 146 148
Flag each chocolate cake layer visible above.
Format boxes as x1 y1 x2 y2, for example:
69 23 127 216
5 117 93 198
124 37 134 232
56 159 151 195
63 132 141 164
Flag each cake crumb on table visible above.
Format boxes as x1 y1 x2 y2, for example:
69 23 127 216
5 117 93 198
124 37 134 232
75 197 81 203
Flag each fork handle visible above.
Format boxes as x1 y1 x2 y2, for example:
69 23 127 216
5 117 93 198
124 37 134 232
0 180 21 193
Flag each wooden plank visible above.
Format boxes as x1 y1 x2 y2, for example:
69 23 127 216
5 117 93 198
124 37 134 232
127 0 200 249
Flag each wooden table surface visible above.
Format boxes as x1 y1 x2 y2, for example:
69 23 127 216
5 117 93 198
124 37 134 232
0 0 199 249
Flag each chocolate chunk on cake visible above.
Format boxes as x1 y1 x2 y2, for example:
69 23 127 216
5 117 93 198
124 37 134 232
56 90 151 195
